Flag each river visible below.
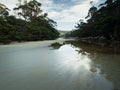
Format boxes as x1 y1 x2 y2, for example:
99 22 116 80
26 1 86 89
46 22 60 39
0 39 120 90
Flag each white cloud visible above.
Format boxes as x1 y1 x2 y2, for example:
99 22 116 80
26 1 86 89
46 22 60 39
41 0 99 22
42 0 100 30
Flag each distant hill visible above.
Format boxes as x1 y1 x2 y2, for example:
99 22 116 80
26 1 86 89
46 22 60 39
58 30 70 37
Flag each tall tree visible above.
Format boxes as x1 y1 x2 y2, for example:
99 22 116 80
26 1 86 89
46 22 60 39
85 1 97 19
0 3 10 17
99 0 114 7
70 0 120 40
13 0 42 21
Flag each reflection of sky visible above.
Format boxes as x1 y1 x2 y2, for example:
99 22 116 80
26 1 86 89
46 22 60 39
56 44 91 71
55 45 91 72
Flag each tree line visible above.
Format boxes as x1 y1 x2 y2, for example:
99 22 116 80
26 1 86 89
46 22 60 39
0 0 59 44
67 0 120 41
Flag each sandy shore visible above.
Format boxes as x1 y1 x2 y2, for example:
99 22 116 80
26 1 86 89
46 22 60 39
0 38 74 47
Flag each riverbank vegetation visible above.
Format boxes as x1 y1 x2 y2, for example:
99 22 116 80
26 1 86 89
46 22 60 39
0 0 59 44
67 0 120 41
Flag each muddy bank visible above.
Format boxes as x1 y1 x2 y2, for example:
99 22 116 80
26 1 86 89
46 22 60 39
78 37 120 46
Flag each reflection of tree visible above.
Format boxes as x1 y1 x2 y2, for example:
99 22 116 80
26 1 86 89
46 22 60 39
67 41 120 89
50 41 120 89
66 41 120 54
91 54 120 90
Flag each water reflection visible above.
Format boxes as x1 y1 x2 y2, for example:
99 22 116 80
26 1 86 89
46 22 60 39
65 41 120 54
51 40 120 90
57 45 91 71
65 41 120 89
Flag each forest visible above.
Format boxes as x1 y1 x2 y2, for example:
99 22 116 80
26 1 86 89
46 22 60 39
68 0 120 41
0 0 59 44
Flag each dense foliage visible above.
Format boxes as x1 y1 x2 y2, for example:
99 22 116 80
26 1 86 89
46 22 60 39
0 0 59 44
69 0 120 40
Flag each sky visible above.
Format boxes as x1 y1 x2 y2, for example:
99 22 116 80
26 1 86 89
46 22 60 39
0 0 105 31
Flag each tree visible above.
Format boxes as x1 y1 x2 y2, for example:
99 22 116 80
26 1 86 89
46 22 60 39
70 0 120 40
13 0 42 21
0 3 10 17
85 1 97 19
0 1 59 44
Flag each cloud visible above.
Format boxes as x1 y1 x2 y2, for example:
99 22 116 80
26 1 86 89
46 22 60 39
42 0 100 21
40 0 103 30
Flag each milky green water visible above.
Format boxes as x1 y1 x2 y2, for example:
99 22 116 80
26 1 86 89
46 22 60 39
0 40 120 90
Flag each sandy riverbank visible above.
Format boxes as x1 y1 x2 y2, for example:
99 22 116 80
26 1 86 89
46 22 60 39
0 38 75 47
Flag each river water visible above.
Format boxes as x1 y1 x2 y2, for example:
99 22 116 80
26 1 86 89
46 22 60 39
0 40 120 90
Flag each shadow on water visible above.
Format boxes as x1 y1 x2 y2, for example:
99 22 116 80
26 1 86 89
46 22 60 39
50 40 120 90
